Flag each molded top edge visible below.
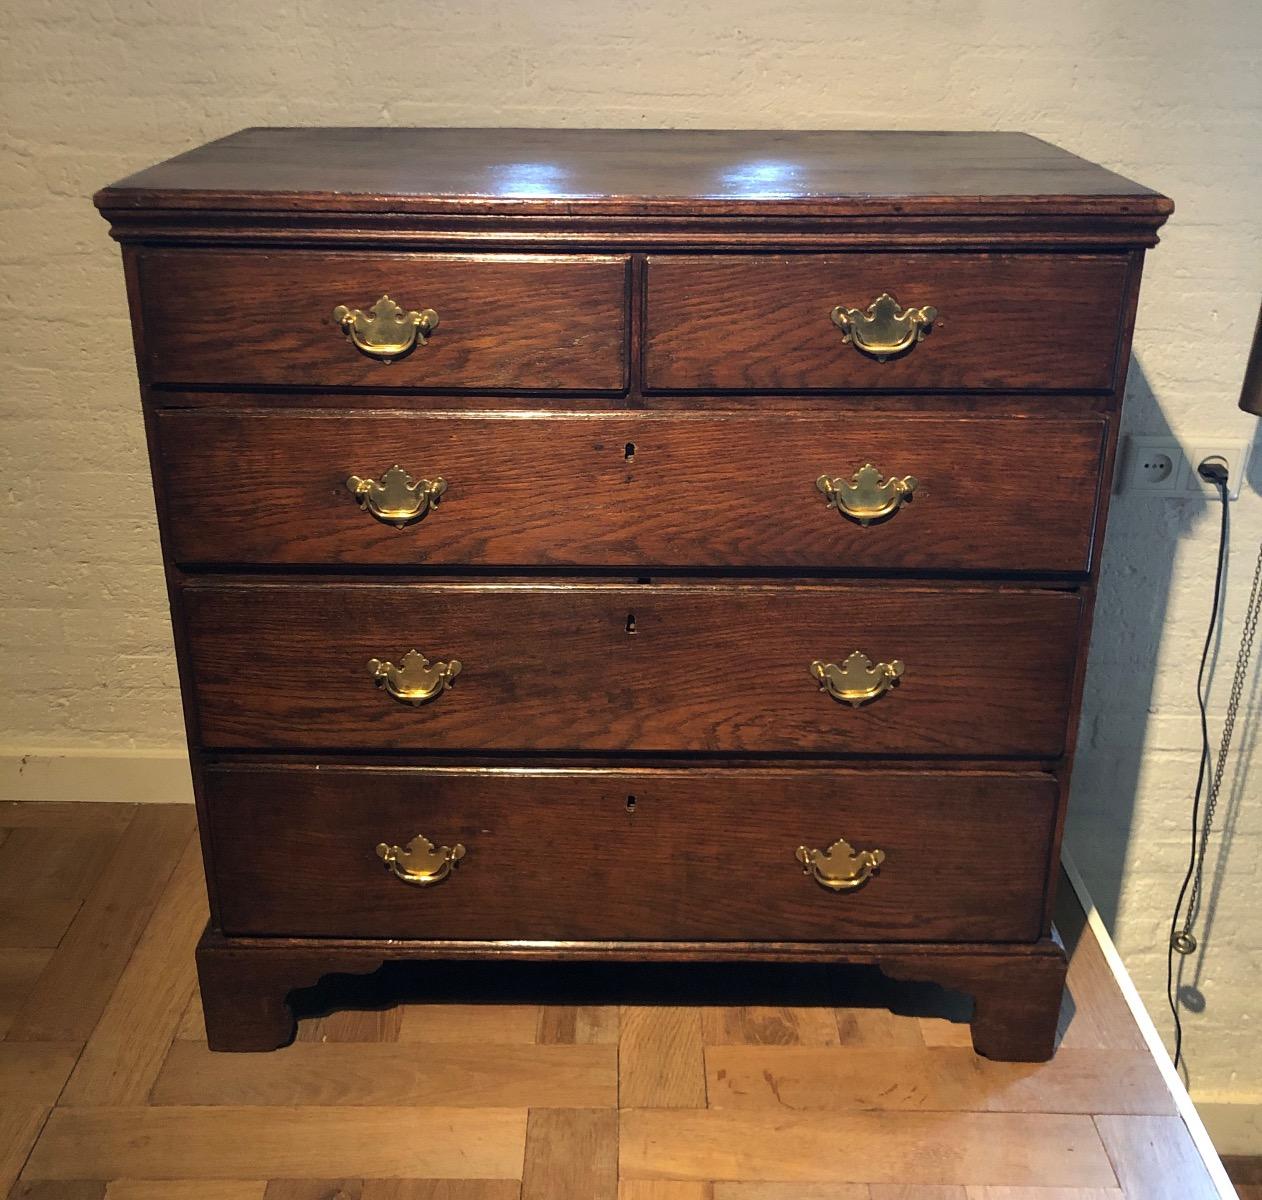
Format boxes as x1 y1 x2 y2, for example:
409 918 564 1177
95 128 1173 221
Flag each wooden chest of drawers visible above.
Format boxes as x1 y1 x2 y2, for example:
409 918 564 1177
96 129 1170 1061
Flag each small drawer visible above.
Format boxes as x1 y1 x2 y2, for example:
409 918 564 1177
644 253 1129 392
182 582 1081 757
156 409 1106 574
137 250 629 390
205 763 1056 942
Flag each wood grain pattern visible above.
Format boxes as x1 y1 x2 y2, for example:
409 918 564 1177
398 1005 541 1044
1 816 1223 1194
297 1006 403 1045
0 802 135 832
10 1183 109 1200
868 1189 966 1200
537 1005 620 1045
92 130 1172 254
620 1183 716 1199
644 254 1128 392
619 1007 708 1108
1 1106 51 1199
837 1006 928 1047
155 410 1105 573
0 825 124 949
361 1185 521 1199
24 1108 529 1181
60 833 207 1105
521 1108 618 1200
103 1184 267 1200
7 806 195 1043
187 930 1070 1061
881 944 1068 1063
152 1040 616 1107
962 1189 1122 1199
711 1187 866 1199
139 251 628 391
202 765 1056 943
619 1109 1118 1187
261 1181 362 1199
704 1045 1174 1114
182 582 1082 756
700 1001 839 1047
1092 1115 1219 1200
95 130 1170 1077
1052 889 1148 1052
96 130 1170 218
0 1043 78 1105
0 950 54 1039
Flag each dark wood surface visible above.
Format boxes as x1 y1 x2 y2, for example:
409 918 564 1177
155 409 1106 572
195 924 1068 1060
203 763 1055 942
881 936 1068 1062
645 253 1128 392
181 581 1082 755
96 128 1168 1062
138 250 629 390
97 128 1170 216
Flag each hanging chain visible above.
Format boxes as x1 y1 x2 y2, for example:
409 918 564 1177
1176 535 1262 952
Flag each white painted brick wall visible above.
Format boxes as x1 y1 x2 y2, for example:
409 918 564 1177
1 0 1259 1126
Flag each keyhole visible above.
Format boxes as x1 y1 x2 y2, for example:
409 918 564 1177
625 612 637 634
624 442 636 462
625 795 637 813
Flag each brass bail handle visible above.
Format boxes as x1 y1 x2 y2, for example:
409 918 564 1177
796 838 886 892
347 465 448 528
817 464 917 526
333 294 439 361
831 292 937 360
369 649 461 706
811 651 904 707
376 835 466 886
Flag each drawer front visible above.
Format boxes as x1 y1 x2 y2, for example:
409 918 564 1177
157 410 1105 574
138 251 629 390
644 253 1129 391
205 764 1056 942
183 583 1081 756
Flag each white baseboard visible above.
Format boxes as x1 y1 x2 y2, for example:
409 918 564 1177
0 750 194 804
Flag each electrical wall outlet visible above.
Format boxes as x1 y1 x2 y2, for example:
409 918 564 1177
1121 437 1186 495
1180 443 1251 500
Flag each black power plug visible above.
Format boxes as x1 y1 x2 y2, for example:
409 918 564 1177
1197 456 1230 486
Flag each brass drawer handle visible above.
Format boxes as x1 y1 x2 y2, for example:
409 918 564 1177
333 294 439 361
369 649 461 706
796 838 885 892
811 651 904 707
376 834 466 886
347 465 447 528
817 464 917 526
831 292 937 360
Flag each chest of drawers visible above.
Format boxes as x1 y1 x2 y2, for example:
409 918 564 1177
96 129 1170 1060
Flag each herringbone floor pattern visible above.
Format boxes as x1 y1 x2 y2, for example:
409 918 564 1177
0 801 1220 1198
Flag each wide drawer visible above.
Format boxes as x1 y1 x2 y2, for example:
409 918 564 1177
157 410 1106 573
644 253 1129 391
182 582 1081 756
137 250 629 390
204 763 1056 942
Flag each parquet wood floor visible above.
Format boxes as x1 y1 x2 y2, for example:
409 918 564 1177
0 801 1224 1198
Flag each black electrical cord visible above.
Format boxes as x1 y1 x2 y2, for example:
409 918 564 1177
1166 462 1229 1070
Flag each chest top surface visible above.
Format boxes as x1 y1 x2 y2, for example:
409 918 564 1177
95 127 1170 221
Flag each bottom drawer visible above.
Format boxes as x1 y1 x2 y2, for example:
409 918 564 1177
204 764 1056 943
